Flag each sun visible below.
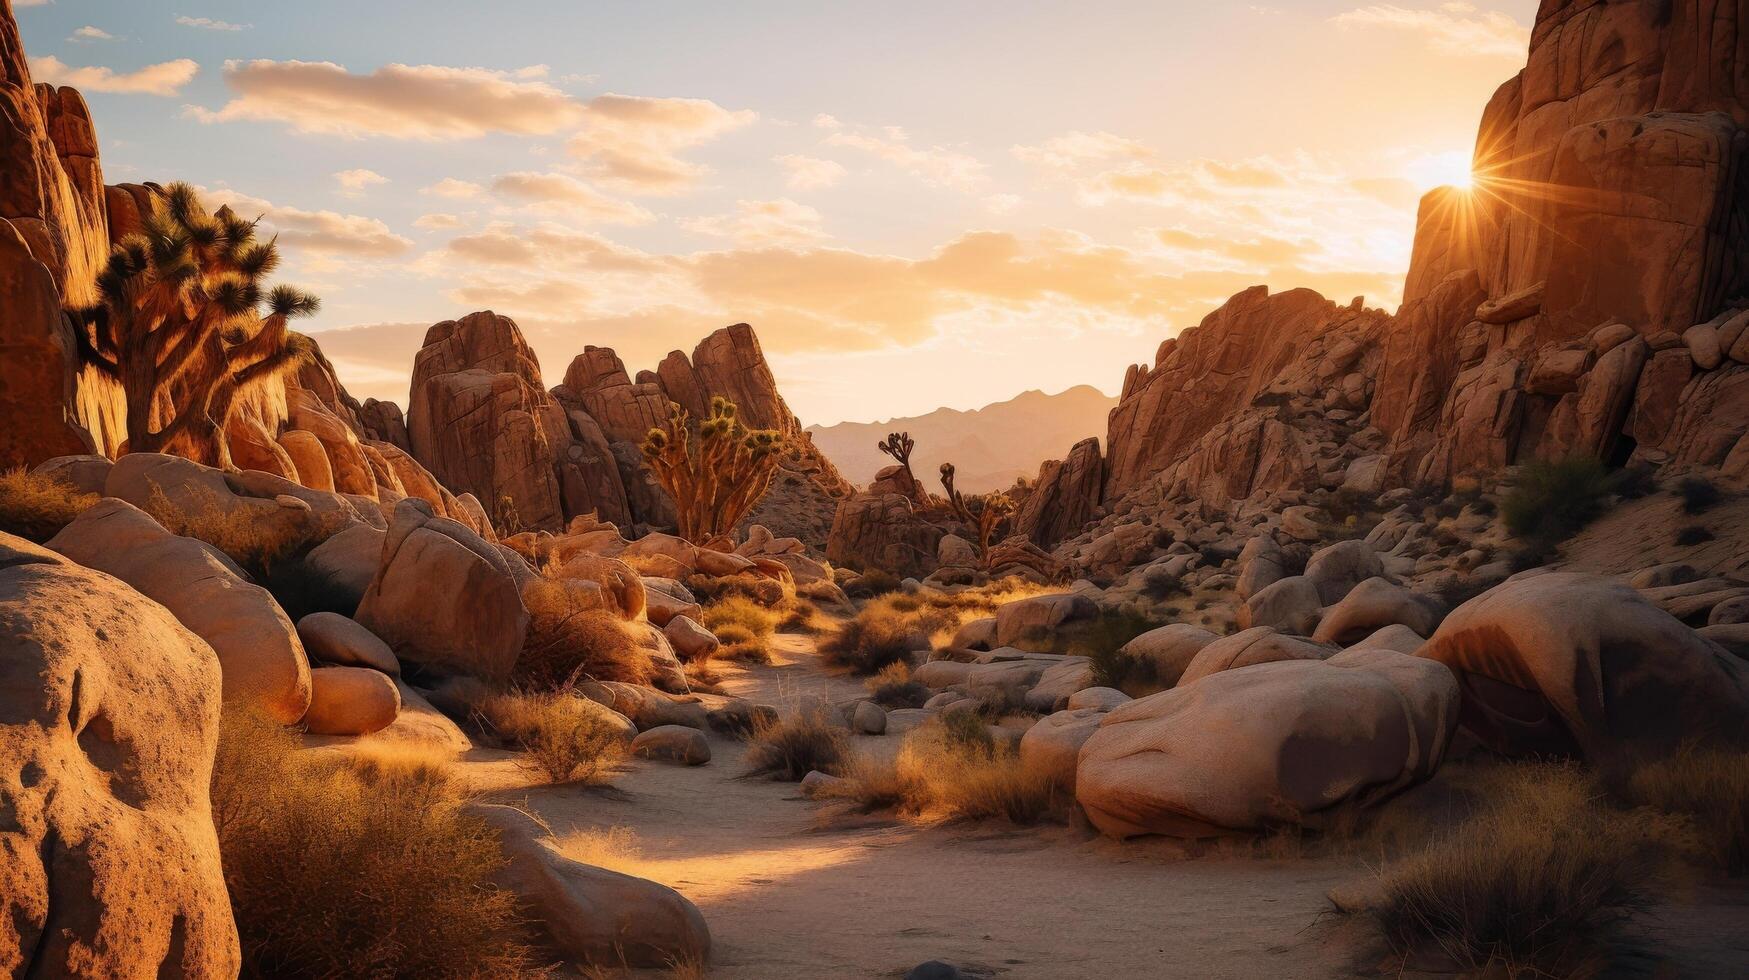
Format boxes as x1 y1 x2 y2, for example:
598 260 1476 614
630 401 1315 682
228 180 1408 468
1407 150 1476 193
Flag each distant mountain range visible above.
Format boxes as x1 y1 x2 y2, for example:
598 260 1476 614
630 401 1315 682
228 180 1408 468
806 385 1117 493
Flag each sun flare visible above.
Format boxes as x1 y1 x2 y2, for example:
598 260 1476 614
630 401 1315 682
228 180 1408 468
1408 149 1476 192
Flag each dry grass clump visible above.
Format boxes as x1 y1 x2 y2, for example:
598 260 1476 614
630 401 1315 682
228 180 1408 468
472 690 626 785
146 484 314 575
1618 746 1749 874
685 571 786 606
211 711 540 978
843 568 902 598
743 709 849 781
776 595 829 634
0 467 98 542
710 622 771 663
865 661 931 709
821 580 1044 674
556 825 643 873
519 572 653 689
683 659 726 694
1368 761 1655 977
824 720 1060 824
701 595 776 640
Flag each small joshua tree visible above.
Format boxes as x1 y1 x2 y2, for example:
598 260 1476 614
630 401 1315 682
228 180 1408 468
940 462 1015 568
74 182 320 468
642 397 785 543
877 431 917 481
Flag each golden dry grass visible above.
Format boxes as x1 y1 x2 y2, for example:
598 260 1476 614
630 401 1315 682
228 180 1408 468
1619 746 1749 874
824 721 1061 825
1368 761 1656 977
471 689 627 785
685 571 786 606
701 595 776 640
519 572 654 689
0 467 98 543
211 711 542 978
743 709 850 782
864 661 931 709
146 484 314 574
822 577 1052 674
709 622 770 663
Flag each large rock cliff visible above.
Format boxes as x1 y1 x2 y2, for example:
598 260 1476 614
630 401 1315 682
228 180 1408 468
1030 0 1749 548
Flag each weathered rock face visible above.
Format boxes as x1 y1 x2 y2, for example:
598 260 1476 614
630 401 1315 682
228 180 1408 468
0 11 126 467
1016 437 1102 549
1076 649 1459 837
825 492 945 577
0 532 240 977
1417 573 1749 763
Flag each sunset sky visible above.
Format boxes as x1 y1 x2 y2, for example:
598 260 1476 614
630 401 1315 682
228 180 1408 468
17 1 1536 425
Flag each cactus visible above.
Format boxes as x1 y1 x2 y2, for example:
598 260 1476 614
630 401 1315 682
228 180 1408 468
73 182 319 468
940 462 1015 568
642 396 785 543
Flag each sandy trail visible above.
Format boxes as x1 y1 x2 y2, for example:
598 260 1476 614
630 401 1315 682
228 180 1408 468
479 634 1367 979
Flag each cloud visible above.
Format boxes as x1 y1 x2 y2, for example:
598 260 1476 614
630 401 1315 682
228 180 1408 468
413 213 465 231
420 178 484 199
1332 2 1529 59
812 114 842 129
202 188 415 258
1012 131 1151 171
681 199 826 246
825 127 986 191
176 15 248 31
774 154 847 190
566 93 757 195
983 194 1022 215
449 279 593 317
334 168 388 197
489 171 656 225
70 26 117 42
188 60 584 139
29 56 198 96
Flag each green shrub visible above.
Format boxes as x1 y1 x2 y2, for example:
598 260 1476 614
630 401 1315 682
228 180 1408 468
1500 456 1617 548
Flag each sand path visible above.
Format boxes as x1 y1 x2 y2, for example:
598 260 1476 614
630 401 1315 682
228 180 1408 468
478 634 1368 979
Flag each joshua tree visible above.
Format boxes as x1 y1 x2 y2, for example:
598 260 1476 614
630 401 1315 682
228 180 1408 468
642 397 785 543
73 182 320 468
877 431 917 483
940 462 1015 568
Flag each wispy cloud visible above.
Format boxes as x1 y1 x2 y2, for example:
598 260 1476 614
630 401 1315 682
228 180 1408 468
825 126 986 191
566 93 757 195
489 171 656 225
30 56 198 96
188 60 583 139
1332 2 1529 59
774 154 846 191
69 26 118 42
333 168 388 197
203 188 415 257
176 15 249 32
681 199 826 246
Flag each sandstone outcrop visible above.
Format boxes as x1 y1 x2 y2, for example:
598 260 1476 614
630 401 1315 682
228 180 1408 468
1016 437 1102 549
0 531 240 977
1076 649 1459 837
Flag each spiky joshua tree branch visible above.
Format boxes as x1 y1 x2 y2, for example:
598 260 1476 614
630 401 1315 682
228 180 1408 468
74 182 320 468
877 431 917 483
940 462 1015 568
642 396 785 544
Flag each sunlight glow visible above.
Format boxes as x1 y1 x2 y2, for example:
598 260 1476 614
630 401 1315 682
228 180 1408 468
1407 149 1476 192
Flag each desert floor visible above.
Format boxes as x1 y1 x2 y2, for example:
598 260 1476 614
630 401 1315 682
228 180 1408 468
460 633 1749 980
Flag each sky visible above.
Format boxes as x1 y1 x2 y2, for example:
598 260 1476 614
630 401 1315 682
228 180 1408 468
16 0 1538 425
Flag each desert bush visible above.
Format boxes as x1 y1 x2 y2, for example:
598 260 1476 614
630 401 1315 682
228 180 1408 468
1369 761 1654 976
473 690 625 785
866 662 931 709
821 580 1047 674
1677 476 1722 515
0 468 98 543
710 622 771 663
826 722 1059 825
143 484 318 577
1618 747 1749 874
684 572 786 607
777 596 827 634
211 711 539 978
683 660 726 693
844 568 901 598
1500 456 1619 549
1674 525 1716 547
701 595 776 639
519 571 652 689
743 709 848 781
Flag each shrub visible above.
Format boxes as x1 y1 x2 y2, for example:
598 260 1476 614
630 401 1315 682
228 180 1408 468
820 581 1047 674
844 568 901 598
711 623 770 663
776 596 827 634
825 722 1059 825
1618 747 1749 874
519 571 652 689
0 468 98 543
743 709 849 781
1674 525 1715 547
1500 456 1618 549
1677 476 1722 515
211 711 539 978
866 662 931 709
1612 465 1658 501
472 690 625 785
145 484 316 577
701 595 776 639
1368 762 1654 976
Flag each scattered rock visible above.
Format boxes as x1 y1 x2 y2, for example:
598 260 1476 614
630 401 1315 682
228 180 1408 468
631 725 712 766
297 611 400 675
302 666 400 736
